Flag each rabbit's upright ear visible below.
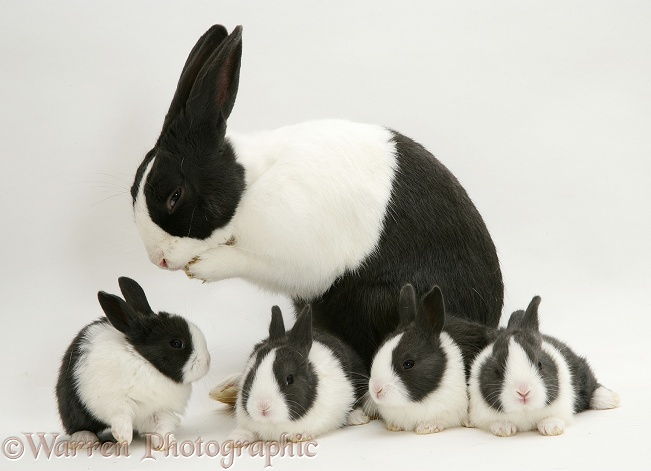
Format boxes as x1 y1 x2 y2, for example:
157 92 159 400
185 25 243 124
398 284 418 327
161 25 230 135
117 277 154 315
507 310 525 330
521 296 542 332
97 292 140 334
269 306 286 340
288 305 313 353
421 285 446 337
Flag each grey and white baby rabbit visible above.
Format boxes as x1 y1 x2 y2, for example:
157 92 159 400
468 296 619 436
369 284 495 433
56 277 210 449
230 305 370 443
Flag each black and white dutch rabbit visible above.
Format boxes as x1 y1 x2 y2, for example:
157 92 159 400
55 277 210 449
369 284 496 433
130 24 504 366
467 296 620 437
229 305 370 443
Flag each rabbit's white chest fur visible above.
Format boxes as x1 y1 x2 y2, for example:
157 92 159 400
73 322 192 428
136 119 398 299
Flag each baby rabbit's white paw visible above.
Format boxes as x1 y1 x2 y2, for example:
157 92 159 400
415 422 445 434
69 431 100 449
489 421 517 437
537 417 565 436
347 408 370 426
385 422 404 432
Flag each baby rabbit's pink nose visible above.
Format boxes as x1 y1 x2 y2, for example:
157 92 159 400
160 259 168 268
371 381 385 399
258 401 271 415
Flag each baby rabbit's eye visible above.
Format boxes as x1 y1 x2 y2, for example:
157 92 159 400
167 187 183 212
170 338 184 349
403 359 414 370
537 360 543 371
285 374 294 386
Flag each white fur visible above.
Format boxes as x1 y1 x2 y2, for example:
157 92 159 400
233 340 359 441
182 322 211 382
590 385 620 410
72 321 208 443
135 120 398 299
468 338 575 436
369 332 468 433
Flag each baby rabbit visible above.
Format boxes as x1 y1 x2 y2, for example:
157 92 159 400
468 296 619 437
369 284 495 434
56 277 210 449
230 305 370 443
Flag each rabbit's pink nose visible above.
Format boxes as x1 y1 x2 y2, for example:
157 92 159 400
258 401 271 416
517 386 531 403
371 381 385 399
159 259 168 268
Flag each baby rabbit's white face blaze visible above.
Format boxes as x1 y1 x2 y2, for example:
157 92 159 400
246 350 290 423
133 158 230 271
182 322 211 383
369 334 411 407
500 338 548 413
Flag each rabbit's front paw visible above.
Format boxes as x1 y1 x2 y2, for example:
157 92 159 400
489 421 517 437
537 417 565 436
184 255 212 283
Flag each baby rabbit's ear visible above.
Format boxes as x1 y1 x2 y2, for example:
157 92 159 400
161 24 230 136
288 305 313 353
521 296 542 332
398 283 418 327
269 305 286 340
421 285 446 336
117 277 153 315
507 310 525 330
97 292 141 334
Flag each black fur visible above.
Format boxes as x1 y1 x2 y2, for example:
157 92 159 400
444 316 499 379
305 131 503 365
56 319 112 436
389 285 447 402
131 24 504 367
241 305 368 421
123 311 194 384
479 296 599 413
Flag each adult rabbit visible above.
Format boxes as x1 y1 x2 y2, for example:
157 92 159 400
130 25 503 364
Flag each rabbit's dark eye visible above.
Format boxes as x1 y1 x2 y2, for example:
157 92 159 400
167 188 183 212
170 338 184 349
285 374 294 386
537 361 543 371
403 359 414 370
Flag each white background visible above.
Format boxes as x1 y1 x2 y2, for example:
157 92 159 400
1 1 649 470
